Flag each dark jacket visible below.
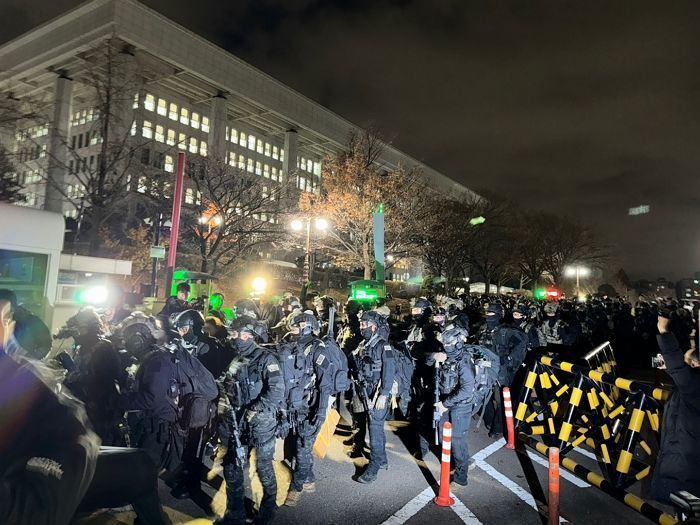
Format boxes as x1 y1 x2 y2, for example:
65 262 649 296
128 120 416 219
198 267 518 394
0 352 99 525
13 306 52 360
438 349 476 410
650 333 700 503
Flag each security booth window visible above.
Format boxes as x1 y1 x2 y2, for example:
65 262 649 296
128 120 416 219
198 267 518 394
0 248 48 316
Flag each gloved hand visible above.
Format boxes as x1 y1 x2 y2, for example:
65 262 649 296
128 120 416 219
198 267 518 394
375 394 388 411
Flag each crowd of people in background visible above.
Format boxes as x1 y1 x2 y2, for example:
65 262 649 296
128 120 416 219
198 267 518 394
1 284 698 525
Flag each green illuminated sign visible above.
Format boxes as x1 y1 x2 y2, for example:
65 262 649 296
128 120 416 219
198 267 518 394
469 216 486 226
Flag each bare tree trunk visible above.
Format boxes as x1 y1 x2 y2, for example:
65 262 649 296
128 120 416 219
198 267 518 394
363 239 372 279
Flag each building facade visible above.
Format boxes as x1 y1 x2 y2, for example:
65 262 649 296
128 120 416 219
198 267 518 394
0 0 476 283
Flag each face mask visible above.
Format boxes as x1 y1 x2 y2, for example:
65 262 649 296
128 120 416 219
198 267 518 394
486 314 500 329
234 336 256 357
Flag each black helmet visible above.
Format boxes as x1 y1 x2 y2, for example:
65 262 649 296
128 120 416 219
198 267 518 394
57 307 104 339
231 315 259 337
544 302 559 316
172 309 204 343
359 309 384 327
234 299 258 319
441 324 469 350
288 310 320 336
486 302 504 317
412 297 433 317
115 312 162 359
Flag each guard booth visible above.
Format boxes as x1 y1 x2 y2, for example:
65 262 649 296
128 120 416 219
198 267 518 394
0 203 64 329
349 279 386 306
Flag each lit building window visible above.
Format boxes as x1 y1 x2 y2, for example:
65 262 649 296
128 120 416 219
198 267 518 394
257 139 263 154
263 164 270 178
144 94 155 112
191 112 200 130
228 151 236 166
167 129 176 146
142 120 153 139
280 148 284 162
248 134 256 150
169 103 178 121
199 141 208 156
196 191 202 205
133 93 139 109
247 158 254 173
185 187 194 204
155 125 165 143
271 166 278 181
314 162 321 175
255 161 262 175
157 98 167 116
230 128 238 144
264 143 271 156
272 146 279 160
238 154 245 170
240 132 247 147
137 176 148 193
164 154 174 173
131 122 137 136
178 132 187 150
180 107 189 126
201 116 210 133
189 137 198 154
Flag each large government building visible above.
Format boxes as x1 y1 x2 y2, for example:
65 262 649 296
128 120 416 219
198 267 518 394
0 0 475 282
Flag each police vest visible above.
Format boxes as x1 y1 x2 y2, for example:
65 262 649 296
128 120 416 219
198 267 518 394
542 320 563 345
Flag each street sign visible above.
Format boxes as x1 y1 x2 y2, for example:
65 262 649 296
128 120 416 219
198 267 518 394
150 245 166 259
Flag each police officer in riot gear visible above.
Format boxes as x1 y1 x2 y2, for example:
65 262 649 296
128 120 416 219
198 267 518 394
55 307 126 445
513 304 545 352
432 324 475 485
282 311 333 505
478 302 504 347
217 317 284 525
354 310 396 484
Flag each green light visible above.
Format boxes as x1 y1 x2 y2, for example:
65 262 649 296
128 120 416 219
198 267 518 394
377 203 384 214
469 216 486 226
535 288 547 300
353 289 378 300
210 293 223 310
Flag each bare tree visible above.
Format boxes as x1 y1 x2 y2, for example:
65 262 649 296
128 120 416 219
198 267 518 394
300 129 433 279
542 218 608 284
0 145 24 203
180 157 287 274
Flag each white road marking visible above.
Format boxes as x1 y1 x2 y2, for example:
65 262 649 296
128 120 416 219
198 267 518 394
380 487 435 525
526 451 590 488
451 493 484 524
475 459 568 524
571 446 598 462
471 440 505 462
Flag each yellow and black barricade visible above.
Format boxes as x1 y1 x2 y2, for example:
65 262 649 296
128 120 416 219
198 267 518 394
513 347 673 524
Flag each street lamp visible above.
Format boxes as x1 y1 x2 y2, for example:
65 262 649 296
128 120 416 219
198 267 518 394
290 216 329 282
565 265 590 297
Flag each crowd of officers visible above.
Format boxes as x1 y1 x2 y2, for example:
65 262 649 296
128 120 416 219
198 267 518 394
1 284 698 525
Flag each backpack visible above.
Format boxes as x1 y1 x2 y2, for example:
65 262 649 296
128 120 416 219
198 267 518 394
278 342 315 412
465 344 500 415
392 342 416 414
321 307 350 395
174 350 218 434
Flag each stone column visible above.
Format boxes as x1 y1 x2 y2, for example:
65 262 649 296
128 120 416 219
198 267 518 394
209 93 227 163
282 128 298 187
44 72 73 214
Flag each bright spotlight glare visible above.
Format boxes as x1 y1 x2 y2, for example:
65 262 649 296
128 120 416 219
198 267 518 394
85 286 109 305
315 218 329 231
290 219 303 231
564 267 577 277
252 277 267 294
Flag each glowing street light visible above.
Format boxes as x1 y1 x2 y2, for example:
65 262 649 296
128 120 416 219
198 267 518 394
289 216 330 281
565 265 590 296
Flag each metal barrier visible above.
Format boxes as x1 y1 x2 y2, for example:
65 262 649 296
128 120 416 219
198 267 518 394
513 349 675 524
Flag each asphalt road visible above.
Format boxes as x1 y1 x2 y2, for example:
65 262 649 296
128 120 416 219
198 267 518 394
80 414 669 525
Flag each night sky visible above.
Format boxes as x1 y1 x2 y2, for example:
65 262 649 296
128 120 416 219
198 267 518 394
2 0 700 280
